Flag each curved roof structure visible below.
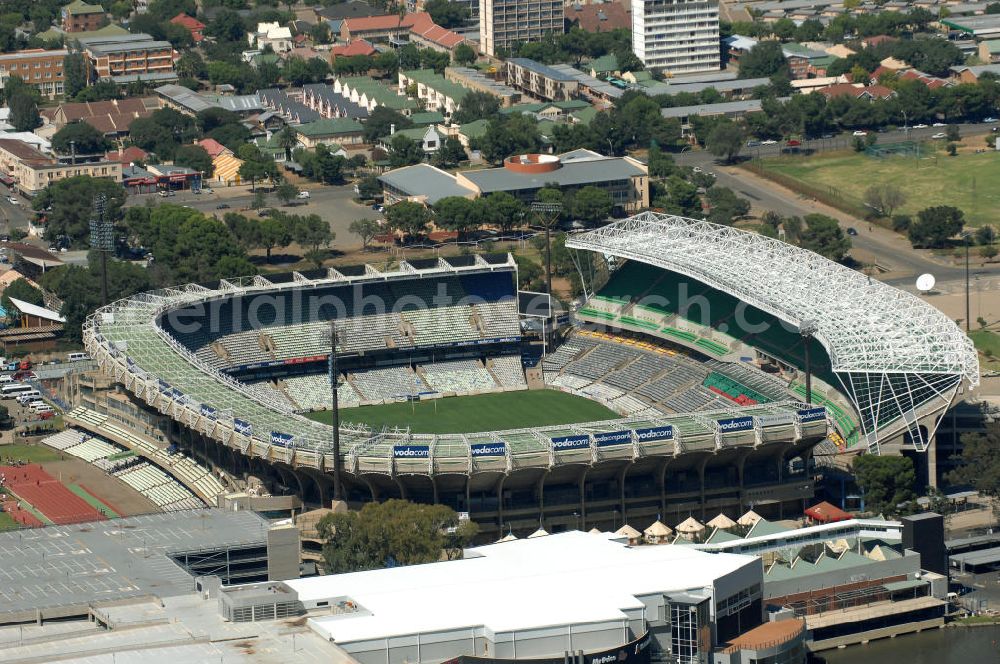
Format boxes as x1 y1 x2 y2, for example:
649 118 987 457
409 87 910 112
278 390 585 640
567 212 979 452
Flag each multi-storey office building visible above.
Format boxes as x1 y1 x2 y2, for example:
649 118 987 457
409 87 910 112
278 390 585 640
631 0 721 75
0 49 67 99
479 0 564 57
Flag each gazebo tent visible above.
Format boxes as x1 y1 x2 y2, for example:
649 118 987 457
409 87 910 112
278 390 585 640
707 513 737 530
614 524 642 545
643 520 673 544
675 517 706 541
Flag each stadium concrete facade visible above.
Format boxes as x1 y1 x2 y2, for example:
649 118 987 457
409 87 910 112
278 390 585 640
81 213 974 537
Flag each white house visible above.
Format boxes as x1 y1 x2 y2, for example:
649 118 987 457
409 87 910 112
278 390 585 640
248 22 292 53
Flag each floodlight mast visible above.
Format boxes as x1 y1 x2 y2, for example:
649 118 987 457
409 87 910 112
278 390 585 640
799 320 818 404
328 320 342 501
88 193 112 306
531 201 562 339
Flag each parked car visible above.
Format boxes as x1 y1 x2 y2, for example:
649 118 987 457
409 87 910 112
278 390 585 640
912 123 928 129
746 140 761 147
297 190 310 199
932 122 946 127
216 203 230 209
852 130 867 136
846 227 858 236
932 132 947 139
984 117 998 123
761 139 778 145
6 196 17 204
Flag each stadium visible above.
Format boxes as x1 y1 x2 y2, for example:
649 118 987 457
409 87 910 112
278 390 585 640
82 212 978 538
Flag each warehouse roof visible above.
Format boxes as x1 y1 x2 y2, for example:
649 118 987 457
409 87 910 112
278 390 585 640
460 151 646 194
291 531 756 644
378 163 475 203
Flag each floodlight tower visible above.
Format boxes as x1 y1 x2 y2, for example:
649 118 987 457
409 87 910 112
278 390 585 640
89 193 112 306
530 200 562 333
326 321 343 501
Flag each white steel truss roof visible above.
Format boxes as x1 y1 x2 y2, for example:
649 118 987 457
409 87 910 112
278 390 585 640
567 212 979 452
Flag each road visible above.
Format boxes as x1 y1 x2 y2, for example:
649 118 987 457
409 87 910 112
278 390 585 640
674 123 1000 285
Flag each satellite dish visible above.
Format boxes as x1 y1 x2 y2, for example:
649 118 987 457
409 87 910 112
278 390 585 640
916 273 936 292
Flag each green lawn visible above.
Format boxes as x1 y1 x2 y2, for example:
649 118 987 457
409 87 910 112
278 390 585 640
970 329 1000 367
0 511 18 532
306 389 620 434
0 443 62 464
760 148 1000 227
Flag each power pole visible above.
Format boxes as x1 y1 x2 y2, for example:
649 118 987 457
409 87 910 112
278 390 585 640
328 320 342 501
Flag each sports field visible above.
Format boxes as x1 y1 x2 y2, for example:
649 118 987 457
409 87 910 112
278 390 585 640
760 148 1000 227
306 389 620 434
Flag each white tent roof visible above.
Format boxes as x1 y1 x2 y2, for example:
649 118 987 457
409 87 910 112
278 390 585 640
707 513 737 530
496 533 517 543
644 520 673 537
738 510 763 527
527 528 549 539
615 524 641 539
676 516 705 533
7 296 65 323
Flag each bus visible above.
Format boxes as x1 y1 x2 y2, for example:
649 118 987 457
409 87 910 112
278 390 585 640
1 383 32 397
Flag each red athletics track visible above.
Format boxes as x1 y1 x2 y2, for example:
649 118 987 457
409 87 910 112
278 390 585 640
0 464 105 525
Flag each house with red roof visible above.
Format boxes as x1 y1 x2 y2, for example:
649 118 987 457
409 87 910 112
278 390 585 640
565 2 630 33
196 138 232 158
170 14 206 43
409 21 466 53
105 145 148 164
817 83 896 101
340 12 431 43
332 39 377 59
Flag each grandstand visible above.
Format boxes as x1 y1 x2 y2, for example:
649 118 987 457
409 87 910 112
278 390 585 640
567 212 978 453
84 252 835 534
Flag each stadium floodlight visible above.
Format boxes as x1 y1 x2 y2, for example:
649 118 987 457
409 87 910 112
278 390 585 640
89 193 112 306
319 322 343 502
530 201 563 334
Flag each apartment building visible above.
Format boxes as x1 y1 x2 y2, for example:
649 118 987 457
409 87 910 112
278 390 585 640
479 0 564 57
504 58 579 102
0 49 67 99
78 33 178 84
0 139 121 197
631 0 721 75
62 0 107 33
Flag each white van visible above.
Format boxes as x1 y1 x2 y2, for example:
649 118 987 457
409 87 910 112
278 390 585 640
16 390 41 404
0 374 13 383
68 352 90 362
31 402 52 413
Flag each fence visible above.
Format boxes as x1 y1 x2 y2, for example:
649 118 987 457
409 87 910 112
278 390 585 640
740 160 871 220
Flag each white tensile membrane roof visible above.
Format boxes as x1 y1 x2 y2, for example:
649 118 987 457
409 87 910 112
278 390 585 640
566 212 979 452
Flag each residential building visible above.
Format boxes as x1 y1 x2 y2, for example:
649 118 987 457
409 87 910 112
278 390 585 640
339 12 429 43
155 84 264 117
0 139 121 197
782 43 834 79
408 20 467 53
78 33 178 84
951 64 1000 83
380 148 648 212
294 118 365 148
380 125 443 154
0 49 67 99
631 0 720 75
445 66 521 106
248 22 293 53
332 75 418 114
816 83 896 102
399 69 469 118
170 14 206 43
330 39 377 59
301 83 368 120
479 0 564 57
979 39 1000 64
62 0 107 33
505 58 580 102
41 97 162 137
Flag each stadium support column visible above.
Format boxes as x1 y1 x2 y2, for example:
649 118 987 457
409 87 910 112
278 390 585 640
329 321 343 502
799 320 817 404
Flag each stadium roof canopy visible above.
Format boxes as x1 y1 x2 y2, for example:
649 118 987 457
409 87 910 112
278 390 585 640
566 212 979 453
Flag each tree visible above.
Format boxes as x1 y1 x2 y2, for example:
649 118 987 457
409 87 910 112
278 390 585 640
205 8 247 43
8 81 40 132
276 181 300 205
363 106 412 143
478 191 525 232
386 201 431 238
287 212 334 258
863 183 905 218
571 186 613 224
34 176 126 246
1 278 43 316
705 121 745 163
388 134 423 168
946 124 961 142
237 143 278 191
452 91 500 124
434 196 479 235
63 52 88 98
432 136 467 168
738 41 791 78
988 1 1000 13
799 213 851 261
256 217 293 260
174 145 214 178
453 42 476 65
176 51 207 80
908 205 965 248
356 175 382 201
477 115 542 165
852 454 917 515
349 218 381 249
317 499 478 573
425 0 470 28
277 125 299 161
706 186 751 225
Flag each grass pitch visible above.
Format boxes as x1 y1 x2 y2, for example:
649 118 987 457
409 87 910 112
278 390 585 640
761 148 1000 227
305 389 620 434
0 444 63 464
